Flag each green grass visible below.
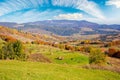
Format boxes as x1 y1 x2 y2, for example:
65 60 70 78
0 60 120 80
0 44 120 80
25 44 88 65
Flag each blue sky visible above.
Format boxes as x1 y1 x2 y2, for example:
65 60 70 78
0 0 120 24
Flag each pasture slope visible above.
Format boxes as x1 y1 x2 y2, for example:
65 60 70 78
0 60 120 80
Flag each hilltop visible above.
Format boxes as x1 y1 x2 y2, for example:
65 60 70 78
0 26 65 43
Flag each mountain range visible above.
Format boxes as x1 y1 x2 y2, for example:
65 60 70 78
0 20 120 38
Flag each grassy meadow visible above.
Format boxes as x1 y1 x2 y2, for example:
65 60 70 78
0 43 120 80
25 44 88 65
0 60 120 80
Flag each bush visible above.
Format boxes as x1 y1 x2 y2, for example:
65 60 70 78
0 41 27 60
75 46 81 51
108 48 117 57
107 48 120 58
65 45 75 51
0 34 17 42
83 46 92 53
58 44 65 49
0 49 4 59
89 48 106 65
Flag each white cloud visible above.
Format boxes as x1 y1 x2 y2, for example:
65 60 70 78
2 0 120 24
0 0 105 20
0 0 49 16
54 13 83 20
106 0 120 8
52 0 105 19
0 9 61 23
54 13 106 24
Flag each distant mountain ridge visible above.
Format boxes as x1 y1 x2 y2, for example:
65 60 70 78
0 20 120 36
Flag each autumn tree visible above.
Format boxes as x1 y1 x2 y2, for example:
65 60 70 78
89 48 106 65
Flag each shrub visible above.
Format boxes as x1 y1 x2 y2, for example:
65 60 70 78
89 48 106 65
0 41 27 60
107 48 120 58
108 48 117 57
65 45 75 51
75 46 81 51
0 34 17 42
0 48 4 59
84 46 92 53
79 46 92 52
52 43 59 48
105 40 120 47
58 44 65 49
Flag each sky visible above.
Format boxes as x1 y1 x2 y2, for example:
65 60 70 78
0 0 120 24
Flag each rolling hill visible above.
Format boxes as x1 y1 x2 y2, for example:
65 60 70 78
0 26 65 43
0 20 120 37
0 22 120 80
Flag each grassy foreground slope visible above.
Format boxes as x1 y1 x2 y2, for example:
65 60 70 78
25 44 88 65
0 60 120 80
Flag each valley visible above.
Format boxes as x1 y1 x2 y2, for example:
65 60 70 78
0 0 120 80
0 24 120 80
